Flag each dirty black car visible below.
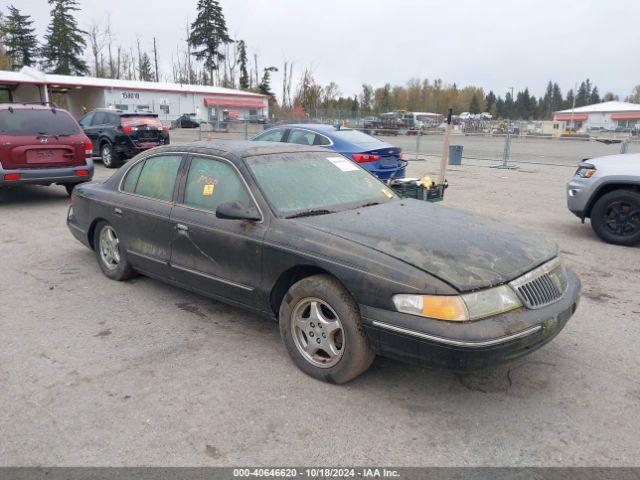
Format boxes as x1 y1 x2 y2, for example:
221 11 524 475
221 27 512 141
67 142 581 383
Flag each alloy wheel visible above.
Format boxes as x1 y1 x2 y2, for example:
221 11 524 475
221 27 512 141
99 225 120 270
102 144 113 167
291 297 345 368
603 200 640 237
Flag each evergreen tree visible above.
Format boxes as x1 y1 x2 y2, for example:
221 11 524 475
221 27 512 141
189 0 231 86
576 80 590 107
551 83 564 114
237 40 249 90
4 5 39 69
138 52 154 81
41 0 87 75
469 93 480 114
589 86 600 104
258 66 278 98
484 91 496 114
565 89 575 110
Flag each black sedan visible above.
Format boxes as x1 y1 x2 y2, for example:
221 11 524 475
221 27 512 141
67 142 581 383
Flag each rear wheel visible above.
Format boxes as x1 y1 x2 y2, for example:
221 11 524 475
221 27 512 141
94 221 136 280
591 189 640 246
279 274 375 384
101 142 120 168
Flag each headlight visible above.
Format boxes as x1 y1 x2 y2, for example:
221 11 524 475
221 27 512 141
575 164 596 178
392 285 522 322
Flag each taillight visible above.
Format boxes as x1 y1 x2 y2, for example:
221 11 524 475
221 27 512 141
398 152 403 159
352 153 380 163
4 173 21 181
122 125 137 134
75 169 89 176
84 137 92 158
160 125 168 132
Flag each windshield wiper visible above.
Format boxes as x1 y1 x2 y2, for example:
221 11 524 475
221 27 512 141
286 209 334 219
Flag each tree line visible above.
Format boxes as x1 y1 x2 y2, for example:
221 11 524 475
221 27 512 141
1 0 640 120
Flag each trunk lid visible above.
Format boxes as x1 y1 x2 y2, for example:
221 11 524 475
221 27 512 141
120 115 165 149
0 107 86 169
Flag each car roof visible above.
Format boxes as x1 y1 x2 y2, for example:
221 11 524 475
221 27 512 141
149 140 329 159
273 123 344 134
90 108 156 116
0 103 67 111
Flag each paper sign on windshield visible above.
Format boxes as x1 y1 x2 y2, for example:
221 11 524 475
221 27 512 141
327 156 358 172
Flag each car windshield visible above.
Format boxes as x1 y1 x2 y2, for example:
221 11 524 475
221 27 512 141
245 152 396 217
331 129 386 149
0 108 79 136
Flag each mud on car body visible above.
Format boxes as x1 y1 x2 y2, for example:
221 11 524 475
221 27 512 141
67 141 581 383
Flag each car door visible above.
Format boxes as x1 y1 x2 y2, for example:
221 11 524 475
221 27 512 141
169 154 268 308
115 153 185 278
88 111 108 154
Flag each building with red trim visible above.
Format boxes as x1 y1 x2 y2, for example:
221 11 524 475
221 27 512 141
553 101 640 132
0 66 269 121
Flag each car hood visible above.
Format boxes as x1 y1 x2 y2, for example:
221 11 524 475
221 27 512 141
295 200 558 292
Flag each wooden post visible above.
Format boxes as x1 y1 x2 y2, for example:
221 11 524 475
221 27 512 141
439 108 453 184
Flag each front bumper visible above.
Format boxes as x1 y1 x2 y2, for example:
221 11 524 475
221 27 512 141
0 159 94 187
361 268 581 370
567 176 596 219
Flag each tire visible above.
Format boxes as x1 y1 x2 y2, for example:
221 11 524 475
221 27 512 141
100 142 120 169
591 189 640 246
93 221 136 280
279 274 375 384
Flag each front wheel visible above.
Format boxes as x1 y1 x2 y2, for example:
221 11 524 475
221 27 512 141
279 274 375 384
94 221 136 280
590 190 640 246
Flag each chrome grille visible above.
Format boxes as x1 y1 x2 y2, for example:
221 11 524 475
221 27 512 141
509 257 567 309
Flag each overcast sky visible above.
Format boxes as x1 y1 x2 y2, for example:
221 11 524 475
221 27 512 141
7 0 640 101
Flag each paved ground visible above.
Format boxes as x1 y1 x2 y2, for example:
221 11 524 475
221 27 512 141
1 139 639 466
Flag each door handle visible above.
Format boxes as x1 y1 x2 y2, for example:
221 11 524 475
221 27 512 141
176 223 189 233
114 208 122 216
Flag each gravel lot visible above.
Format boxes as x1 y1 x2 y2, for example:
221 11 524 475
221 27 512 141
1 135 639 466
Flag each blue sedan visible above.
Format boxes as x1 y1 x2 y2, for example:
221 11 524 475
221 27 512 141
252 124 406 180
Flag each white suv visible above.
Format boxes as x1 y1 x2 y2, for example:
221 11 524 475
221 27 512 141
567 153 640 245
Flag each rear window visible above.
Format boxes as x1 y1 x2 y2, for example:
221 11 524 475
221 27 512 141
0 108 80 136
121 115 163 128
332 129 385 149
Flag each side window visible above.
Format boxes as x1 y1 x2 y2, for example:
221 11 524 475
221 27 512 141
121 160 145 193
314 134 331 146
183 157 252 212
287 129 315 145
133 155 183 201
78 113 94 128
109 113 120 126
92 112 107 126
255 128 285 142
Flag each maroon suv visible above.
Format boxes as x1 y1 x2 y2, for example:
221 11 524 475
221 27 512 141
0 104 94 195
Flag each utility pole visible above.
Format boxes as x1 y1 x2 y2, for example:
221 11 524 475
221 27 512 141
153 37 159 82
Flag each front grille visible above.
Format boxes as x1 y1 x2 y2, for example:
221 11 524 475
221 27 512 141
509 257 567 309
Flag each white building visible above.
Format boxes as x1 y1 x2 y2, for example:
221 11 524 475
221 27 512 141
0 66 269 122
553 101 640 132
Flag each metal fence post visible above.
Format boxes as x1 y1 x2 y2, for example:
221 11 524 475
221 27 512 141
415 129 421 161
502 131 511 167
620 140 630 154
491 131 517 169
198 121 202 141
244 120 248 140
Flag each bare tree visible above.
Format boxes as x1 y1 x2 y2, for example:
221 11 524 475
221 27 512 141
86 22 107 77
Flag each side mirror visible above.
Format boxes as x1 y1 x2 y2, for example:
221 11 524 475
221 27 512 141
216 201 261 221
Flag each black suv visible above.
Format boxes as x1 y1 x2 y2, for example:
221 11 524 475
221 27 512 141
78 109 170 168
